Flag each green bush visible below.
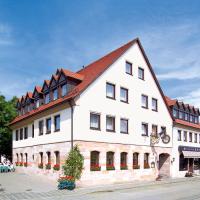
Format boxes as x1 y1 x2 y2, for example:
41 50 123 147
62 145 84 182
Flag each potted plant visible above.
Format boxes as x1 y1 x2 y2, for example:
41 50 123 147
15 162 19 166
90 164 101 171
19 162 23 166
120 163 128 170
45 163 51 170
38 163 43 169
58 176 75 190
58 145 84 190
24 162 28 167
53 164 60 171
106 164 115 170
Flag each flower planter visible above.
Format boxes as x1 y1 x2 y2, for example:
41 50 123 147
90 165 101 171
19 162 23 167
120 165 128 170
133 165 140 169
24 162 28 167
15 162 19 166
38 163 43 169
106 165 115 170
58 176 75 190
53 164 60 171
45 163 51 170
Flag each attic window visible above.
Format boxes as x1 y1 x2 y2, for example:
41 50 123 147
61 84 67 97
45 93 50 104
53 89 58 100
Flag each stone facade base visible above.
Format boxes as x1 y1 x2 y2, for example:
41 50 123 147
13 141 172 186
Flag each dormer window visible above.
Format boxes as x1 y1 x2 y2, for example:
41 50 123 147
53 89 58 100
45 93 50 104
179 111 184 119
61 84 67 97
190 115 193 122
173 109 178 118
36 99 40 108
185 113 188 121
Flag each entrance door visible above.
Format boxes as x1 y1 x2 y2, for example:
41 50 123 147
188 158 194 173
159 153 170 177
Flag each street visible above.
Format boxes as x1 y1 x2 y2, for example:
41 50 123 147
1 173 200 200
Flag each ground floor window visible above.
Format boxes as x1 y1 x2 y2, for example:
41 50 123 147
106 151 115 170
20 153 23 163
133 152 140 169
179 153 188 171
120 152 128 170
90 151 100 171
16 153 19 163
194 158 200 170
25 153 28 163
144 153 150 169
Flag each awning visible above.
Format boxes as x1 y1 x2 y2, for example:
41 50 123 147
182 151 200 158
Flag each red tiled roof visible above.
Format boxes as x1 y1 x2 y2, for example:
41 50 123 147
11 37 172 125
62 68 84 81
35 86 42 93
165 96 177 106
174 119 200 129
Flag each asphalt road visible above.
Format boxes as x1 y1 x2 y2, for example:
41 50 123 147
1 173 200 200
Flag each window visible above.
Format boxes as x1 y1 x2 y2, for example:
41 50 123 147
106 83 115 99
195 133 198 143
55 151 60 165
46 118 51 134
142 123 148 136
152 125 157 136
47 152 51 164
190 115 193 122
189 132 192 142
106 151 115 170
173 108 178 118
183 131 187 142
16 153 19 163
179 153 188 171
120 118 128 134
90 113 100 130
185 113 189 121
133 153 139 169
24 127 28 139
36 99 40 108
120 87 128 103
39 120 44 135
141 95 148 109
32 124 34 138
53 89 58 100
61 84 67 96
39 152 43 164
90 151 100 171
195 116 199 124
152 98 158 111
20 128 23 140
138 67 144 80
45 93 50 104
54 115 60 131
177 130 181 141
126 61 132 75
20 153 23 163
199 134 200 143
144 153 150 169
161 126 166 134
25 153 28 164
120 152 128 170
106 115 115 132
15 130 19 141
179 111 184 119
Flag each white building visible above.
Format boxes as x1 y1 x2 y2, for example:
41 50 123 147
10 38 174 186
166 97 200 177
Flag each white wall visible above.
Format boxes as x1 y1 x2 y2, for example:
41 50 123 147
13 108 71 148
73 42 173 147
171 126 200 177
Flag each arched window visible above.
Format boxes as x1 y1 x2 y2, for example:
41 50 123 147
47 152 51 164
16 153 19 163
25 153 28 163
39 152 43 164
20 153 23 163
144 153 150 169
120 152 128 170
90 151 100 171
55 151 60 165
133 152 140 169
106 151 115 170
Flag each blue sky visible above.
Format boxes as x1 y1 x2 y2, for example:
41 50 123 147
1 0 200 106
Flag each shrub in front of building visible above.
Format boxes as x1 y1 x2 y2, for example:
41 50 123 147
45 163 51 170
106 164 115 170
53 164 60 171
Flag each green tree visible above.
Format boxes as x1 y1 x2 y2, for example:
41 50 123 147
62 145 84 181
0 95 17 161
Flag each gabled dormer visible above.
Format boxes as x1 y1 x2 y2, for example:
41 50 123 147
33 86 43 109
49 75 59 101
24 92 34 113
42 80 50 104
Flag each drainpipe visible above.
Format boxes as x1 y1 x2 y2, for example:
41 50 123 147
69 99 75 150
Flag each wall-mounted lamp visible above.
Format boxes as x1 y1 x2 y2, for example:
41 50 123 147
171 157 175 164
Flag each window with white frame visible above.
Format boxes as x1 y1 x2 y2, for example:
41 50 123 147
177 130 181 141
194 133 198 143
183 131 187 142
189 132 192 142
